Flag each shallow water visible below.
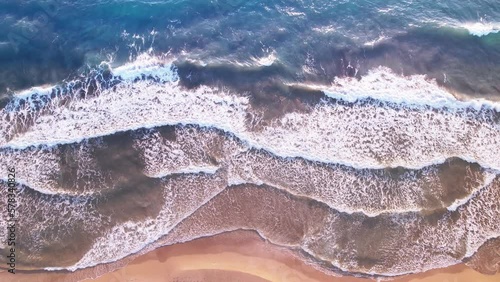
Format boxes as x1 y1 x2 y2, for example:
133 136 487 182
0 0 499 279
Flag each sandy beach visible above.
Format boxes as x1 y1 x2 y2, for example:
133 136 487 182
1 230 498 282
86 231 500 282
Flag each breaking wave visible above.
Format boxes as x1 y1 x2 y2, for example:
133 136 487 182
1 53 499 277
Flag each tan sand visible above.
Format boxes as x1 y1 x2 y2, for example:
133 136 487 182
1 230 498 282
87 230 365 282
79 230 500 282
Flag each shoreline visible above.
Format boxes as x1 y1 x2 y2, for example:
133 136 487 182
1 230 498 282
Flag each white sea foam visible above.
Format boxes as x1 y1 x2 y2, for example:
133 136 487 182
305 177 500 276
0 140 111 196
1 84 61 112
0 148 62 195
6 124 491 217
125 125 499 217
10 185 104 265
41 172 500 275
142 177 500 277
227 149 500 216
13 85 54 99
460 22 500 37
278 7 305 17
461 176 500 258
186 49 278 69
252 51 278 67
0 81 249 149
2 39 494 281
289 66 500 111
46 170 229 271
377 7 395 14
0 178 58 195
312 25 336 34
363 35 388 47
224 50 278 68
446 171 498 211
110 53 179 82
148 165 220 178
2 57 500 172
134 126 244 179
2 54 178 115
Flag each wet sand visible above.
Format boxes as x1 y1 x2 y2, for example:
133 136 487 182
86 231 358 282
86 231 500 282
2 230 498 282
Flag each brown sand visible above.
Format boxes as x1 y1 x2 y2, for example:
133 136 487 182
84 230 366 282
1 230 498 282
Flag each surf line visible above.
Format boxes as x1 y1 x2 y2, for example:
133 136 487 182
6 167 17 274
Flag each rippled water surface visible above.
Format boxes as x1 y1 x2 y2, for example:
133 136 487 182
0 0 499 278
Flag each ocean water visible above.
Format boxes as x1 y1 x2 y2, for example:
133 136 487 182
0 0 499 279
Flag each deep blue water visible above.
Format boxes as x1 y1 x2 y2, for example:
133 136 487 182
0 0 499 100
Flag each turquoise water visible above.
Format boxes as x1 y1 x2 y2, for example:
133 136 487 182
0 0 499 99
